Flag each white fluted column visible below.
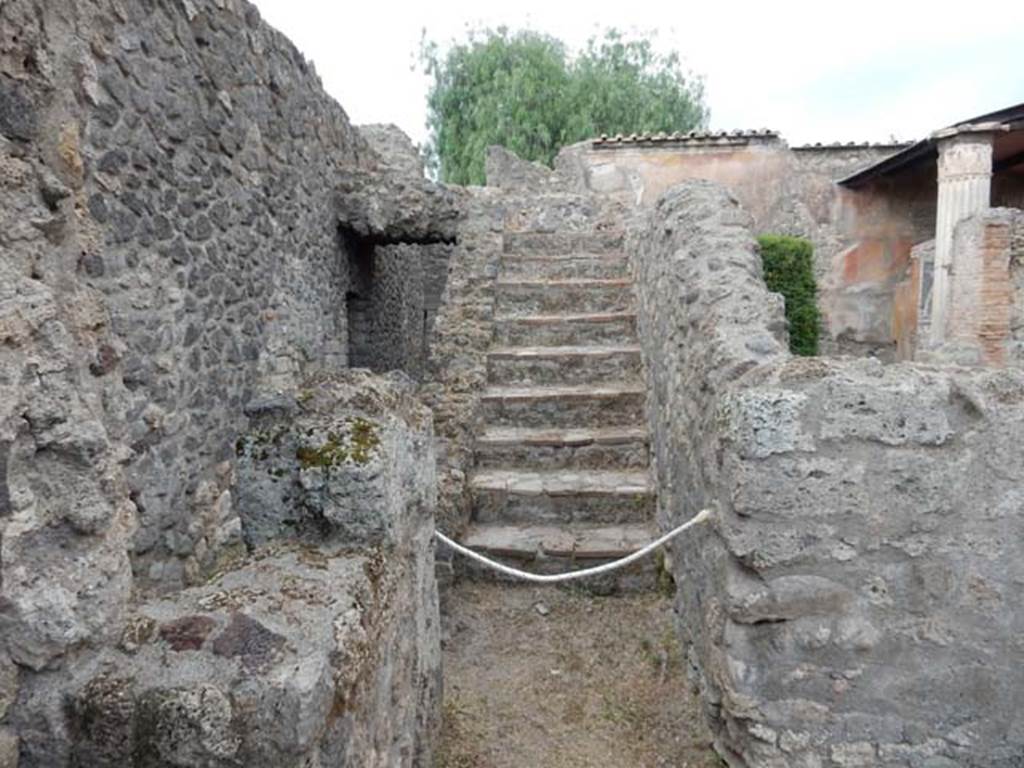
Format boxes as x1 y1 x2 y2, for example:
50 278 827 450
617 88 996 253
928 124 1000 344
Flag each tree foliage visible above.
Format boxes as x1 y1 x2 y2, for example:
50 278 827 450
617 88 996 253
420 27 708 185
757 235 820 357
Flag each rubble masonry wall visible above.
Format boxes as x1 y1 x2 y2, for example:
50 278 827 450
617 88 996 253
1 1 443 764
629 180 1024 768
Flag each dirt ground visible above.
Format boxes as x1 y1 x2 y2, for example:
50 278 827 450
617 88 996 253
435 581 723 768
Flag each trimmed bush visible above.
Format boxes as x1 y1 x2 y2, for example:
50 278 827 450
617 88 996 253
757 235 820 356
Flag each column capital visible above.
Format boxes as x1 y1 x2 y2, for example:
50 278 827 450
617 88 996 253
935 125 999 181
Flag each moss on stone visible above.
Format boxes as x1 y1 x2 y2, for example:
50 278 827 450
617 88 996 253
296 438 349 469
349 418 381 464
296 417 381 470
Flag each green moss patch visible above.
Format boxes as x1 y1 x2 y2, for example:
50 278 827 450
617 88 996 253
296 417 381 470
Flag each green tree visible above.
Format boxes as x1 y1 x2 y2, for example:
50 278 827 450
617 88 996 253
420 27 708 185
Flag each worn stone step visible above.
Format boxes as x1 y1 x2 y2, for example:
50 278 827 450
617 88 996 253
461 521 656 560
500 253 629 280
480 383 646 428
487 345 642 386
470 469 654 524
496 279 635 317
504 229 625 256
493 312 638 346
450 522 661 592
475 426 649 470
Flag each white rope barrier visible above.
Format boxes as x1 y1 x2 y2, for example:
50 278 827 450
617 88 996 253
434 508 712 584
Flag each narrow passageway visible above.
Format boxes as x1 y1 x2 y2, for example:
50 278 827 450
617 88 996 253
436 582 721 768
434 193 721 766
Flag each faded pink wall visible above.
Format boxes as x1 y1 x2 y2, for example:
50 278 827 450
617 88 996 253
565 139 922 356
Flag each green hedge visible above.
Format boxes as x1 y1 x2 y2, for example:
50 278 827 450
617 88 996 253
757 235 820 356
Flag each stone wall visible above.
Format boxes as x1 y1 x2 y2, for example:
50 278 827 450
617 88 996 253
343 125 455 381
629 179 1024 767
3 0 372 595
422 189 504 546
15 371 441 767
1 0 444 762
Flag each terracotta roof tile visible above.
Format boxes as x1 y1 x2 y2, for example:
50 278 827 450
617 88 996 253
591 128 780 148
792 141 914 151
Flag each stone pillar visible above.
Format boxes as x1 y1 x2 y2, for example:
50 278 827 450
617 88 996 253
929 124 1002 343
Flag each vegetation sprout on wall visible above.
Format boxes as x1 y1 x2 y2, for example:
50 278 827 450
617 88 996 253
757 234 820 356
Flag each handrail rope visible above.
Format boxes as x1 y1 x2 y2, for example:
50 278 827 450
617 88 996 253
434 508 712 584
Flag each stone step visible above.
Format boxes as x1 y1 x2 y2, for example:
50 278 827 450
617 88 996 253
480 384 646 428
475 426 649 470
470 469 654 524
486 344 642 386
504 229 625 256
451 522 661 592
500 253 629 280
493 312 638 346
496 279 634 317
460 521 656 560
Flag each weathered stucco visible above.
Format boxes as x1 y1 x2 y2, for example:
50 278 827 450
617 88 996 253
628 179 1024 767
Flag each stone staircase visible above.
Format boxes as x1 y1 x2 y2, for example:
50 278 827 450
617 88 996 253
461 227 658 588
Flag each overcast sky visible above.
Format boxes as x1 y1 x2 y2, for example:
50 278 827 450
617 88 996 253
252 0 1023 150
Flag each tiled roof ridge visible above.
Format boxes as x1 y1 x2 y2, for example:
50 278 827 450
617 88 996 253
590 130 915 150
591 129 779 146
793 140 915 150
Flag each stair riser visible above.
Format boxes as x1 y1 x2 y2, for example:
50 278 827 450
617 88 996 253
480 392 645 428
453 552 659 592
475 440 649 470
497 284 634 317
504 230 624 256
494 317 637 346
487 351 642 386
500 257 628 280
473 489 654 525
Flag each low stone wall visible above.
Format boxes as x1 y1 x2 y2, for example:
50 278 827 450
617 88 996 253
14 371 441 767
629 180 1024 767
